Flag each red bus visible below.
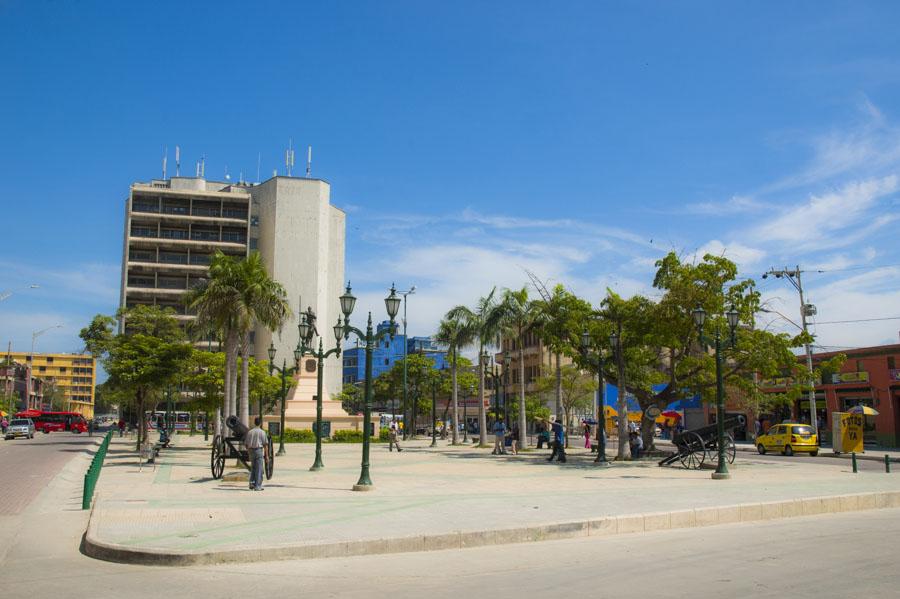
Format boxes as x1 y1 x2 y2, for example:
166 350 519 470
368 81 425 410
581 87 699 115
15 410 88 434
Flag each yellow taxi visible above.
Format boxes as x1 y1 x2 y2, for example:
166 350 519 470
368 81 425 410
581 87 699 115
757 423 818 456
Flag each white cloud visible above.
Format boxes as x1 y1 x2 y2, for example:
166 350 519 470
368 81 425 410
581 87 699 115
696 240 767 269
748 175 898 252
685 195 768 216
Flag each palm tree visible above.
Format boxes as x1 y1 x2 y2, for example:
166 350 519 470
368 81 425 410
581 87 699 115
532 284 592 422
500 286 541 449
185 251 290 427
435 314 475 445
446 287 505 446
233 253 290 426
185 252 242 430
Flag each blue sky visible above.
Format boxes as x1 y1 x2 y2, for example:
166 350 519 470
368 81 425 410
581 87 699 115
2 1 899 361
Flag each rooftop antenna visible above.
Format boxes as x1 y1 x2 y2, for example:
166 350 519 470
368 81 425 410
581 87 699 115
200 155 206 178
162 146 168 179
306 145 312 177
175 146 180 176
285 138 295 176
196 161 201 177
256 152 261 183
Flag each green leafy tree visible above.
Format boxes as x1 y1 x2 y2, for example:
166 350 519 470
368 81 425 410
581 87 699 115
535 364 596 444
79 314 116 356
90 306 192 448
532 284 594 420
334 383 364 414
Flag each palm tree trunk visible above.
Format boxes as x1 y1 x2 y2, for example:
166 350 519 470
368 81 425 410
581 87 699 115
478 342 487 446
226 330 239 421
555 352 562 420
451 347 459 444
518 343 526 448
239 334 250 426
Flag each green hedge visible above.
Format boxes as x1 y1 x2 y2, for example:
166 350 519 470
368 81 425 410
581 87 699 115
331 429 364 443
269 427 387 443
271 428 316 443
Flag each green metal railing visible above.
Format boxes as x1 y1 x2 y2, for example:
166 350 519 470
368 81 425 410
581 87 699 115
82 431 113 510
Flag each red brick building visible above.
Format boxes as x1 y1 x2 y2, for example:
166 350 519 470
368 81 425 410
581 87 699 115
757 344 900 448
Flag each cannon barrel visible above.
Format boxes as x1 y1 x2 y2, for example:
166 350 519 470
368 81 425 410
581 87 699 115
225 415 249 440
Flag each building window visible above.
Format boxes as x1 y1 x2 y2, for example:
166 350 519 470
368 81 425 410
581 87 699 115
889 356 896 370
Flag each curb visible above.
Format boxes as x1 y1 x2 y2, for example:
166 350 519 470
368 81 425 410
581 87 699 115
82 489 900 567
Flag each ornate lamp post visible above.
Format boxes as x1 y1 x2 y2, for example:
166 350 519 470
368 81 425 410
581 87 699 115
581 329 609 464
501 351 511 428
430 365 441 447
297 312 345 471
267 341 302 457
339 282 401 491
482 351 503 432
692 304 740 480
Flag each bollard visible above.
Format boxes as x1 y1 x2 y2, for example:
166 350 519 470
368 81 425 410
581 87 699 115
851 452 858 473
887 455 892 474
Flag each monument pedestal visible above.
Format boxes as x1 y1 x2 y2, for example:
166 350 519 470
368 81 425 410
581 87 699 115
262 356 377 436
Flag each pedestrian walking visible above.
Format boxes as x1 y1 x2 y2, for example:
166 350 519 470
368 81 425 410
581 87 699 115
492 420 507 455
88 419 94 437
509 424 519 455
1 417 8 434
388 421 402 452
547 418 566 463
536 420 550 449
244 417 269 491
583 421 591 449
117 418 125 437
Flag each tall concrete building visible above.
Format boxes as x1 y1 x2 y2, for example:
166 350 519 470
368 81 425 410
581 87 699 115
119 175 345 401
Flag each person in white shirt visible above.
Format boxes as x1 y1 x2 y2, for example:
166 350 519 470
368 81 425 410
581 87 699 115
244 418 269 491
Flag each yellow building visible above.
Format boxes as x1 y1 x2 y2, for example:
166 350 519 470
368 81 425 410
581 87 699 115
8 352 96 418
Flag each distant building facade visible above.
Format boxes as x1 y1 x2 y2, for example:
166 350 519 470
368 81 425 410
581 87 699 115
6 353 93 416
342 321 449 385
118 174 345 400
1 360 44 412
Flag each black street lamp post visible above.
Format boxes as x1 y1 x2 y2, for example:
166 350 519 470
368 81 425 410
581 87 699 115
502 351 511 428
481 351 503 433
692 304 740 480
430 368 439 447
267 342 302 457
297 313 344 471
339 282 401 491
580 329 609 465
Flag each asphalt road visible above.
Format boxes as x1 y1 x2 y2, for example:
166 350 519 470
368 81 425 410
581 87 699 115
5 496 899 598
0 430 99 515
1 434 897 598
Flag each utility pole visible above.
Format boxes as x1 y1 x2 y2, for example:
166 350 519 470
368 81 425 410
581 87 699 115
763 266 818 439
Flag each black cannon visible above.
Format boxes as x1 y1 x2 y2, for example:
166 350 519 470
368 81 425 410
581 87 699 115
210 416 274 480
658 416 743 469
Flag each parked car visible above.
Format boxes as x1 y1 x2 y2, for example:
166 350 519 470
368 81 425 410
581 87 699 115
756 423 818 456
5 418 35 440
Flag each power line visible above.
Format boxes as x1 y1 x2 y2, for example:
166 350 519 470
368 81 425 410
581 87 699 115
813 263 900 273
812 316 900 325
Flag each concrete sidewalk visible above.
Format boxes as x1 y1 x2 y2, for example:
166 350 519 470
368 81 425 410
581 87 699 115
84 434 900 565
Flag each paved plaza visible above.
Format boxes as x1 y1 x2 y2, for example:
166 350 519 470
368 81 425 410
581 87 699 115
84 433 900 564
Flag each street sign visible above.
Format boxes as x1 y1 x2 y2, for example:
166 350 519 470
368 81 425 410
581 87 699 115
832 412 864 453
645 405 662 419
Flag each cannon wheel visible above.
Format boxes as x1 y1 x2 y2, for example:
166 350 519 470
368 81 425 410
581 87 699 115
706 433 736 465
678 432 706 470
211 435 226 479
264 436 274 480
